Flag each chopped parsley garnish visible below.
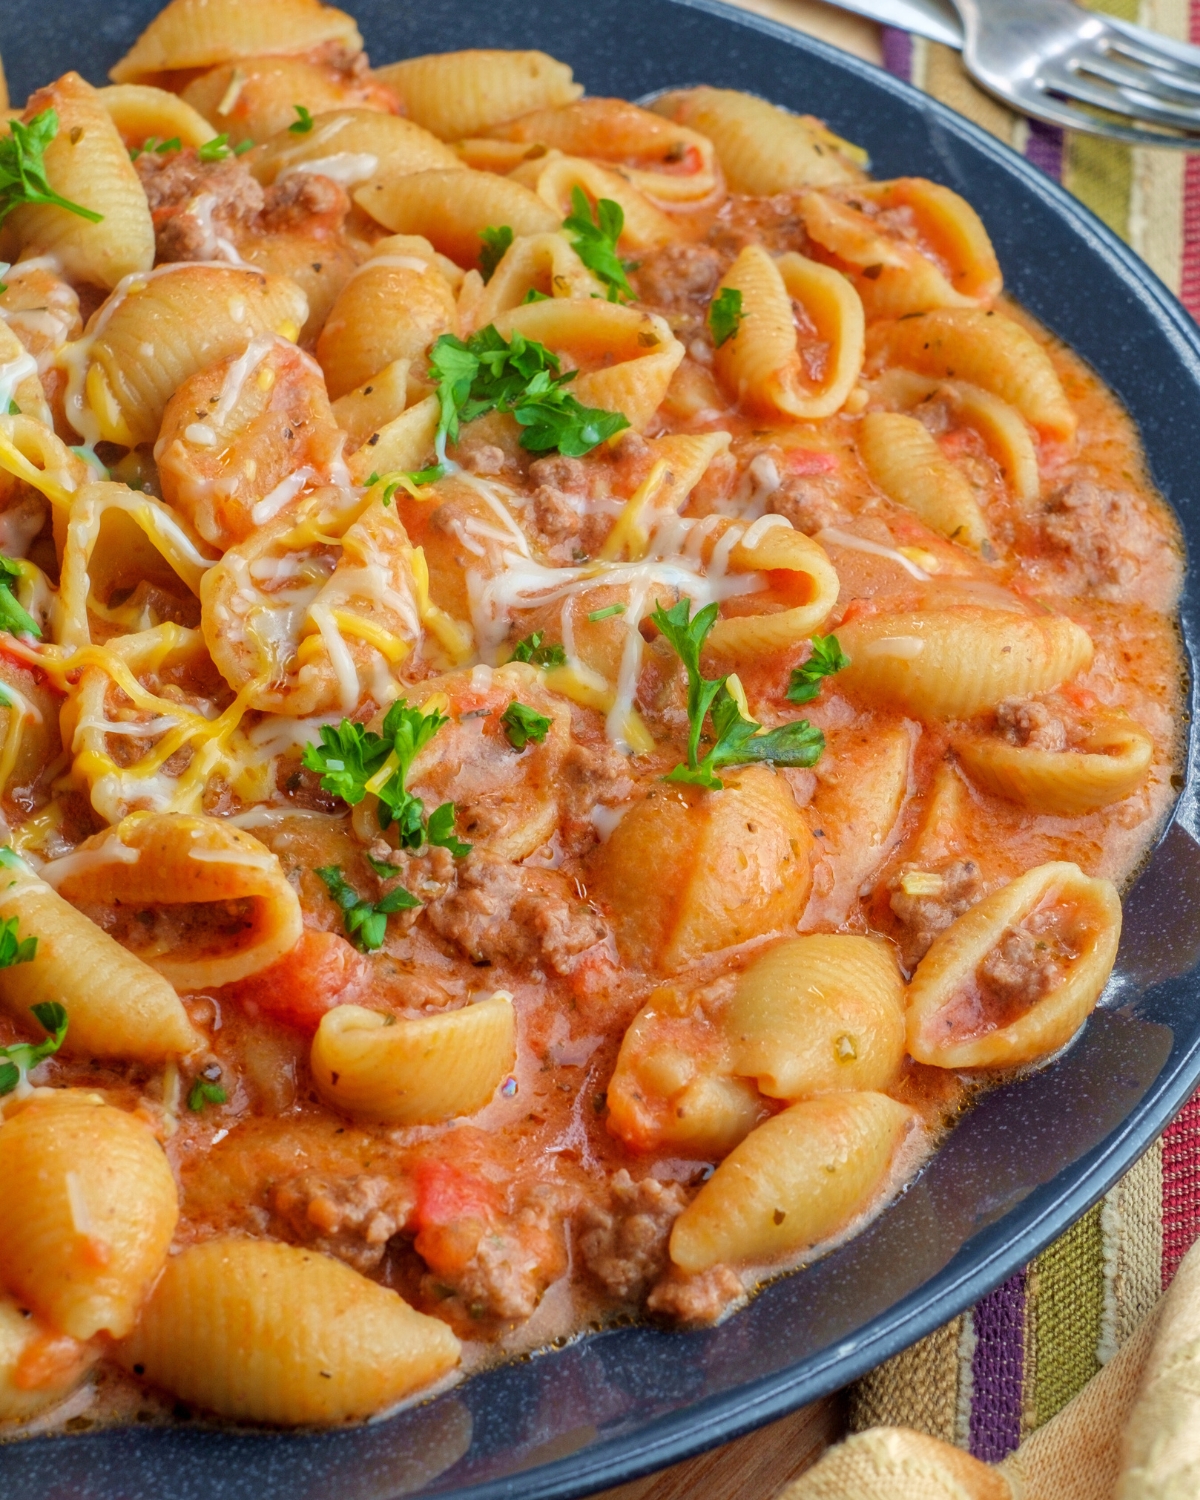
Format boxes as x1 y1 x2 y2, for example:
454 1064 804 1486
198 134 253 162
0 110 103 228
786 634 850 705
316 865 419 952
587 603 625 622
510 630 566 668
479 224 513 282
129 135 181 160
289 106 314 134
6 400 18 416
0 558 40 639
302 701 471 853
373 465 445 503
709 287 743 348
521 287 550 304
652 598 825 789
427 325 628 462
562 187 636 302
0 1000 64 1098
187 1076 227 1111
501 701 552 750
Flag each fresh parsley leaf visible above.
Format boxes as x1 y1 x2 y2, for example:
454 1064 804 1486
187 1077 227 1111
652 597 826 789
6 400 18 416
510 630 566 668
156 136 182 154
425 800 472 857
198 133 249 162
302 718 392 805
501 701 552 751
587 603 625 622
427 325 627 461
521 287 550 304
0 110 104 228
562 187 635 302
378 464 445 504
316 865 419 951
786 634 850 705
479 224 514 283
289 106 314 134
0 998 65 1098
0 558 39 639
372 698 448 842
709 287 743 348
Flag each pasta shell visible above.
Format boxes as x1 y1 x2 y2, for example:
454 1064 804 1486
836 607 1093 719
0 320 50 429
65 265 308 447
713 245 864 421
802 179 1000 318
869 370 1039 506
906 861 1122 1068
669 1091 916 1273
117 1237 460 1423
803 724 912 929
48 812 303 991
96 83 217 150
872 308 1076 444
0 1091 178 1339
650 87 865 193
601 432 732 562
371 50 582 141
109 0 362 85
514 156 676 249
331 357 411 450
954 711 1154 815
704 517 840 657
251 108 461 188
316 251 458 401
482 98 720 208
354 168 558 270
0 415 91 516
202 487 425 716
156 334 344 549
591 767 814 972
181 59 398 150
727 935 906 1099
467 232 602 331
498 298 684 433
0 856 200 1061
344 394 439 486
0 1296 98 1421
9 74 154 291
858 411 989 551
311 996 516 1124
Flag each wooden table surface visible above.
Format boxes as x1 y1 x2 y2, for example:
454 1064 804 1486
593 1397 844 1500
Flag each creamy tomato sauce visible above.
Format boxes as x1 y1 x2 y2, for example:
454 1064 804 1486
0 45 1185 1438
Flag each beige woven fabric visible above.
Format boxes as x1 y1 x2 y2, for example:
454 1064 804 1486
782 1239 1200 1500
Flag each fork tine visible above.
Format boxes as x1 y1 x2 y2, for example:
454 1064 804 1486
1009 90 1200 146
1082 49 1200 103
1105 15 1200 75
1036 62 1200 134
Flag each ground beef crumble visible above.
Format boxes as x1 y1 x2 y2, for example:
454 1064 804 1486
647 1264 745 1324
995 698 1070 753
888 858 984 966
1038 478 1167 595
271 1170 414 1274
577 1169 689 1301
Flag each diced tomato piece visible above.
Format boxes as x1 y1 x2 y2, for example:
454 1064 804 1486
225 929 368 1032
783 447 837 476
411 1158 499 1231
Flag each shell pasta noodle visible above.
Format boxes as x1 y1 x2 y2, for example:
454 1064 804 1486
0 0 1183 1436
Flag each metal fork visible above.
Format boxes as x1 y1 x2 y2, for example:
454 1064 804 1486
818 0 1200 147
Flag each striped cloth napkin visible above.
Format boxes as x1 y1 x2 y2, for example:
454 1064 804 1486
726 0 1200 1471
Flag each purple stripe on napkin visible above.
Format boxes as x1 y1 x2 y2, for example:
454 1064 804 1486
881 26 913 83
969 1270 1026 1461
1023 118 1065 183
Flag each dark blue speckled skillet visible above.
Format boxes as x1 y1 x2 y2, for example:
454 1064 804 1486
3 1 1200 1495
